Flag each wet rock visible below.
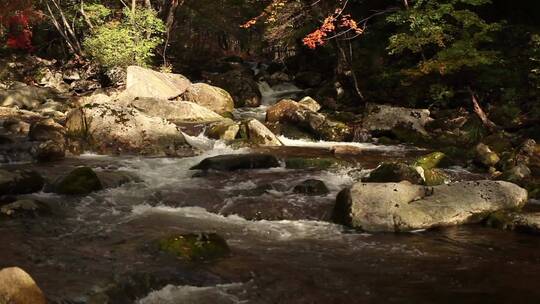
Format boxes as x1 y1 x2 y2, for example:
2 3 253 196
65 103 191 156
53 167 103 195
97 170 141 189
363 162 424 184
266 99 351 141
267 122 316 141
205 119 240 141
191 154 280 171
293 179 329 196
246 119 283 146
486 211 540 233
333 180 528 232
207 70 261 107
3 119 30 135
129 98 225 123
125 66 191 100
314 118 352 142
159 233 230 260
28 118 66 162
1 199 51 217
331 145 363 156
266 99 301 123
0 267 46 304
475 143 500 167
181 83 234 114
0 169 44 195
362 103 432 136
284 157 346 170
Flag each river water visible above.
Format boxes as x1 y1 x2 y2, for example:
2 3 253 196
2 84 540 303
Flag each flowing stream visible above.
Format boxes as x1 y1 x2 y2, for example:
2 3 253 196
2 85 540 304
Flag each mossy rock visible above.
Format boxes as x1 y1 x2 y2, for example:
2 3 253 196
159 233 230 261
363 162 423 184
221 111 235 120
390 126 430 145
54 167 103 195
485 211 518 230
413 152 447 170
423 168 450 186
284 157 347 170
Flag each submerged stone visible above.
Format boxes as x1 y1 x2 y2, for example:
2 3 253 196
190 154 280 171
54 167 103 195
293 179 329 196
159 233 230 261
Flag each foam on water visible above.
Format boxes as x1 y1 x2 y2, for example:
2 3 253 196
131 205 345 242
137 282 248 304
278 136 412 151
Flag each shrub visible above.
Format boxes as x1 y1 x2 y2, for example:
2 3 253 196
83 7 164 68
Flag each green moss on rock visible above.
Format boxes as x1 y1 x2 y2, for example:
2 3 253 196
159 233 230 261
54 167 103 195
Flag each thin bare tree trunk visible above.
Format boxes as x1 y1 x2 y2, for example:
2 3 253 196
80 0 94 30
45 1 79 55
49 0 83 54
469 88 498 132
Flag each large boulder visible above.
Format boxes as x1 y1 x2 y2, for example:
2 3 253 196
191 154 280 171
65 103 191 155
362 103 432 136
125 66 191 100
129 98 225 123
0 169 44 195
266 99 301 123
333 180 527 232
245 119 283 146
207 70 261 107
0 267 46 304
181 83 234 114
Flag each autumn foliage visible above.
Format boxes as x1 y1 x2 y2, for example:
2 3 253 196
0 0 41 51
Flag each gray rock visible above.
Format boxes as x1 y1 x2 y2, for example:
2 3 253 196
333 180 527 232
205 119 240 141
362 103 432 135
125 66 191 100
486 211 540 233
